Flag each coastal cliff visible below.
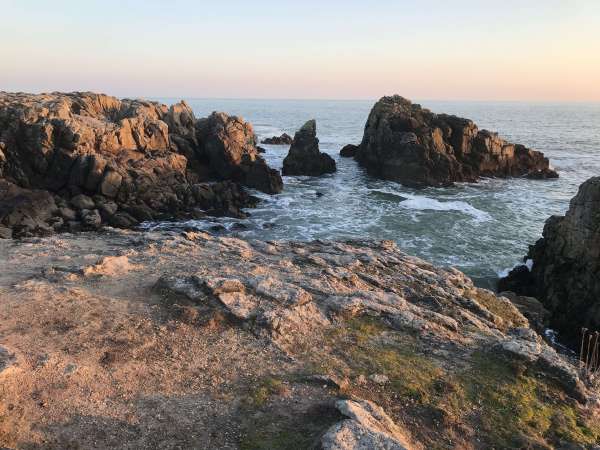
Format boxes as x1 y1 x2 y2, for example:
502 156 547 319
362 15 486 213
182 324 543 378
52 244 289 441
0 230 598 449
500 176 600 346
355 95 558 187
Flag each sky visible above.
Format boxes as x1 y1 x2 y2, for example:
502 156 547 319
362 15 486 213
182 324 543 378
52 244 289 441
1 0 599 101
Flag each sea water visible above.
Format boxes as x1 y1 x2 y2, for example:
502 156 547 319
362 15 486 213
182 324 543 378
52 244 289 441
152 98 600 287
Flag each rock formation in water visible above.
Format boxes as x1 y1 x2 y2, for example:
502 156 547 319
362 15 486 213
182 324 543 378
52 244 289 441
0 92 283 238
0 230 596 448
261 133 293 145
339 144 358 158
354 95 558 187
282 120 336 176
500 176 600 345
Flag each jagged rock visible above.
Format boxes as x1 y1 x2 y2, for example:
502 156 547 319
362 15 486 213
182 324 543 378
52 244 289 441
195 112 283 194
0 92 282 237
500 177 600 346
261 133 293 145
321 399 413 450
282 120 336 176
355 95 558 187
340 144 359 158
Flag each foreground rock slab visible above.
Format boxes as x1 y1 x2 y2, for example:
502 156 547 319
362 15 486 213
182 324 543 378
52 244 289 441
355 95 558 187
0 230 597 449
282 120 336 176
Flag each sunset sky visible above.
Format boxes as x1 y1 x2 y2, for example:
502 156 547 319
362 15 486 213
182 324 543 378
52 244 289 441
2 0 599 101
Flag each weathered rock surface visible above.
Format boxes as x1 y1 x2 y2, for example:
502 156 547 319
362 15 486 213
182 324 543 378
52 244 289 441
321 400 414 450
355 95 558 187
0 231 597 449
261 133 293 145
282 120 336 176
339 144 359 158
500 176 600 346
0 92 282 238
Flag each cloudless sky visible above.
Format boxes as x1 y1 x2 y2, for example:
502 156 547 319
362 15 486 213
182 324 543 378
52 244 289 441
1 0 599 101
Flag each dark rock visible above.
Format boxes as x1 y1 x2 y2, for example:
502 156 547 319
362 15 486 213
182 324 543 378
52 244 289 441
261 133 293 145
0 181 58 238
231 222 248 231
355 95 558 187
70 194 95 211
81 209 102 229
108 212 139 228
497 265 536 297
500 177 600 346
209 224 226 233
339 144 359 158
256 146 266 153
59 207 77 221
282 120 336 176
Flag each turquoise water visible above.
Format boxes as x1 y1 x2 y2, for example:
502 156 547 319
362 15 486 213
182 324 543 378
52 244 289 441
153 98 600 287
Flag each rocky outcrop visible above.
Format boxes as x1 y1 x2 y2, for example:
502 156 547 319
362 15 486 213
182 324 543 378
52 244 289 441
0 92 282 237
261 133 293 145
500 177 600 346
355 95 558 187
282 120 336 176
339 144 358 158
321 400 414 450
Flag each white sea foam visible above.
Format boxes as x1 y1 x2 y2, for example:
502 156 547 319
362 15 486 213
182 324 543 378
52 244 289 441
371 188 492 222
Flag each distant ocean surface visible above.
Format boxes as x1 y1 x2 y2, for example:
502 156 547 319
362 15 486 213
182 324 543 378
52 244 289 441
153 98 600 287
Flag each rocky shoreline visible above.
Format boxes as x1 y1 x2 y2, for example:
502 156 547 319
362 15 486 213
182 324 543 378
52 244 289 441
1 229 598 448
0 92 282 238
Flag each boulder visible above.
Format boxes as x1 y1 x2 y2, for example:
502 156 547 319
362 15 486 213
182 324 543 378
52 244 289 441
499 177 600 346
261 133 293 145
282 120 336 176
355 95 558 187
0 92 283 237
340 144 359 158
321 399 414 450
0 180 59 237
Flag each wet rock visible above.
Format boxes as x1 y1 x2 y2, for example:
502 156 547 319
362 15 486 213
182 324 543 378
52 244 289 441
282 120 336 176
81 209 102 229
355 95 558 187
261 133 293 145
500 177 600 346
340 144 359 158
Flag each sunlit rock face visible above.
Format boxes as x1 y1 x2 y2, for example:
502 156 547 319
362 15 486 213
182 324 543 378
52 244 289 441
0 92 282 237
355 95 558 187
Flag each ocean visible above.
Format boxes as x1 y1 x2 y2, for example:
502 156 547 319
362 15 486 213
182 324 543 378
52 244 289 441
152 98 600 288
